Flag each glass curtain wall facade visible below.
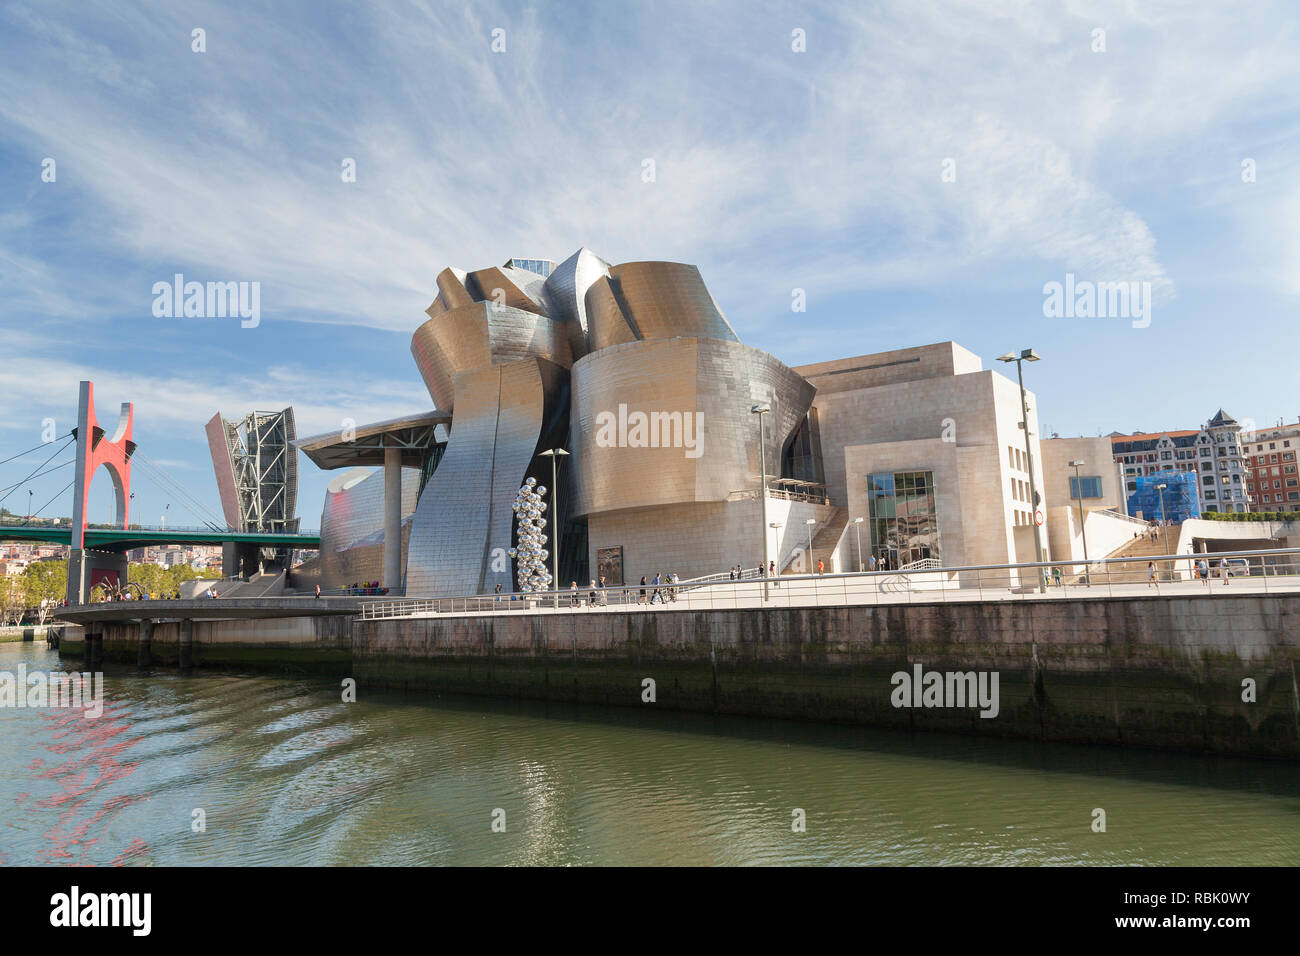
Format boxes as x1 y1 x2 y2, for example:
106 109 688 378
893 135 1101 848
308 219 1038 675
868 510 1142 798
867 470 942 568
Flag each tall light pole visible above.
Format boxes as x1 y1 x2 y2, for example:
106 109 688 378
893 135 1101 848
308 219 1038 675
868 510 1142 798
769 521 783 583
27 489 33 522
1155 482 1169 554
751 404 771 600
853 516 865 571
539 448 569 609
998 349 1046 593
1069 460 1091 586
805 517 817 572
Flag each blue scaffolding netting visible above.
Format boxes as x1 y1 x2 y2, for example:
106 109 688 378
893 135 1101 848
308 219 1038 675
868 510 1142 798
1127 471 1200 522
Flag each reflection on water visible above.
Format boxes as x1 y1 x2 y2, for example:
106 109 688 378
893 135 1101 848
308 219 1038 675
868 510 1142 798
1 642 1297 866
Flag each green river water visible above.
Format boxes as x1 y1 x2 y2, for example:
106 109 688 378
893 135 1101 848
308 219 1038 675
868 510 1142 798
1 642 1296 866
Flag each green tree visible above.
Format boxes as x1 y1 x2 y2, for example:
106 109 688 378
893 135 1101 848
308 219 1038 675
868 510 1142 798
21 560 67 625
0 575 25 625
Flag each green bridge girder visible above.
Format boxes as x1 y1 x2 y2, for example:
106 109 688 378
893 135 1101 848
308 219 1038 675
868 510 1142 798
0 525 320 552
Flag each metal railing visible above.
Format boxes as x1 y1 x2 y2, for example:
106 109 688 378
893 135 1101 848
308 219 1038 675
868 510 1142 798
357 547 1300 619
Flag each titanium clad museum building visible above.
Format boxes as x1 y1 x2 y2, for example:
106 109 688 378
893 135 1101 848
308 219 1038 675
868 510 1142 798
295 249 1085 597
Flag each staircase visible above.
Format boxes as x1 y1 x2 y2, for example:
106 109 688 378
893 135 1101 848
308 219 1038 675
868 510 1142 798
1102 526 1180 583
217 570 286 598
782 507 849 573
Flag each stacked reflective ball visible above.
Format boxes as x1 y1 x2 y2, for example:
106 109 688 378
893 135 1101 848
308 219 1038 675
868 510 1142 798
508 477 551 592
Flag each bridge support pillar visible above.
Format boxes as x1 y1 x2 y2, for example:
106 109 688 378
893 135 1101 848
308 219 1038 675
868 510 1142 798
66 549 129 604
138 618 153 668
222 542 262 580
179 619 193 669
384 446 402 592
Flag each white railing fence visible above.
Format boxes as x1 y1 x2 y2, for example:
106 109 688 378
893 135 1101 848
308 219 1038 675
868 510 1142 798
356 547 1300 620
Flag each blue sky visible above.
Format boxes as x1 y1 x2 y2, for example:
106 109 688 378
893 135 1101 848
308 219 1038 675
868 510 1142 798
1 0 1297 528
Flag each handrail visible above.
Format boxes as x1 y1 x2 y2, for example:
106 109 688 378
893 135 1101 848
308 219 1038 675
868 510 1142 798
357 546 1300 619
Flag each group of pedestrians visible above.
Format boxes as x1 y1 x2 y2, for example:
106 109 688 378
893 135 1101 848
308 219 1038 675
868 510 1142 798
636 572 679 605
1148 557 1234 588
568 575 613 607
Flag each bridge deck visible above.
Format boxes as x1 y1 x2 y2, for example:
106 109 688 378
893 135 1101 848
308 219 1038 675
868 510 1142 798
0 526 320 551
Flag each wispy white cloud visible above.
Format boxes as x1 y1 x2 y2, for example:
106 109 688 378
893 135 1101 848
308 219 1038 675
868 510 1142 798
3 0 1294 339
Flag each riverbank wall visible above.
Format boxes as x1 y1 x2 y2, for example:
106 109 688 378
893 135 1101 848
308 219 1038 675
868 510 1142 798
55 594 1300 757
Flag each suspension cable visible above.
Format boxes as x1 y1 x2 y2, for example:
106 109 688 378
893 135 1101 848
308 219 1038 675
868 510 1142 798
0 435 74 509
30 479 75 518
0 458 74 496
131 454 228 528
130 452 233 530
0 432 73 468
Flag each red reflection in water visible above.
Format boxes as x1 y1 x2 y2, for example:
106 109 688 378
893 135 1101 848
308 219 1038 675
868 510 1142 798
32 701 151 865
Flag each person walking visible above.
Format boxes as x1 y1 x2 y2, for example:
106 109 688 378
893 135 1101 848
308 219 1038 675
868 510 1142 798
314 584 321 599
598 574 608 606
639 575 648 605
869 554 877 572
816 558 824 575
570 581 580 607
1197 558 1209 588
768 559 775 577
1147 561 1158 589
589 580 598 607
1219 558 1230 586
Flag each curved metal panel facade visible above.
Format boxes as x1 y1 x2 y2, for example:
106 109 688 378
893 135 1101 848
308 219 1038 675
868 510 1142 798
410 302 574 412
317 465 420 589
426 266 473 320
464 266 548 316
544 247 611 359
404 358 568 597
569 337 814 516
585 262 740 351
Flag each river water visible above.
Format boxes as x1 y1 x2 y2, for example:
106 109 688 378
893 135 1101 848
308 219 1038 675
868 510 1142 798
1 641 1297 866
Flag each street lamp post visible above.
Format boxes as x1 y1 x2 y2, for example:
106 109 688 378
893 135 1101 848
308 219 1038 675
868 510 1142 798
769 521 783 584
998 348 1046 593
751 404 771 600
805 518 816 573
1155 482 1169 554
1069 460 1091 586
539 448 570 609
27 489 33 522
853 516 865 572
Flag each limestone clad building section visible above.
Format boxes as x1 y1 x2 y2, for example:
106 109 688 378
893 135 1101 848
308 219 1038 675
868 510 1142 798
798 341 1051 584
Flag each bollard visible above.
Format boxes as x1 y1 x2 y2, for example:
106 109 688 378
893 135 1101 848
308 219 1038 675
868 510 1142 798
179 618 193 669
138 618 153 668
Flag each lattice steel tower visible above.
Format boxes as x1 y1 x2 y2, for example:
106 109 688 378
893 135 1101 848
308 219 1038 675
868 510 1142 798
206 407 300 572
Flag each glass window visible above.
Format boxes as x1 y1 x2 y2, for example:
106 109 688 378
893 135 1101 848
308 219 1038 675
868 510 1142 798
868 470 942 568
1069 476 1103 499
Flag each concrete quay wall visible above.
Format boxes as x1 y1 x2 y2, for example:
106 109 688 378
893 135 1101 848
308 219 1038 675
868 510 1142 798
353 596 1300 758
53 594 1300 757
64 615 351 671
